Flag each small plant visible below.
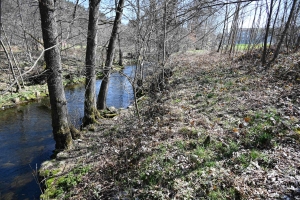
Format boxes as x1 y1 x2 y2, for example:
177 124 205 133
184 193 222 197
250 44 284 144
41 165 91 199
242 109 286 148
225 80 233 87
250 150 263 160
204 161 216 167
194 93 202 99
257 132 272 146
179 127 190 134
216 140 239 158
207 93 214 98
193 146 215 165
178 127 198 138
237 154 250 168
208 188 236 199
175 140 186 150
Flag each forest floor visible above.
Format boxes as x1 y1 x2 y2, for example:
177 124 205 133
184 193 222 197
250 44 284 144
40 50 300 199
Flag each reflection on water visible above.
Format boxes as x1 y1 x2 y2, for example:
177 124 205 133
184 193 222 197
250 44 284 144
0 103 53 200
0 66 134 199
66 65 135 127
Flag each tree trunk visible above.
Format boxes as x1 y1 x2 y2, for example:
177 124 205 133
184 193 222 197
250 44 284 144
0 0 2 40
261 0 274 65
39 0 73 150
82 0 101 127
294 35 300 52
17 0 32 62
270 0 298 64
0 39 21 92
118 33 123 66
97 0 125 110
217 3 228 53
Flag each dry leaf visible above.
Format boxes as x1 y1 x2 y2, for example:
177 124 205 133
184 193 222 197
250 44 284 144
233 128 239 133
244 117 251 122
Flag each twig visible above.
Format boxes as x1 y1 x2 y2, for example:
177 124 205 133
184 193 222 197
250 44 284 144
0 44 56 95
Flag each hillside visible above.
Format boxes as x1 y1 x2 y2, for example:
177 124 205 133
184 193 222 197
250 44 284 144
40 50 300 199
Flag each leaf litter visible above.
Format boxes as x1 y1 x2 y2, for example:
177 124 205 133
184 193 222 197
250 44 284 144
41 50 300 199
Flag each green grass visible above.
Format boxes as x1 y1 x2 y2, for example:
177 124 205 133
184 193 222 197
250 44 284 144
208 188 237 199
241 109 286 149
187 49 207 54
235 43 264 51
41 165 91 199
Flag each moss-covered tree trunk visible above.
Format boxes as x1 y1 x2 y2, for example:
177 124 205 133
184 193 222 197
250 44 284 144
39 0 73 150
97 0 125 110
83 0 101 126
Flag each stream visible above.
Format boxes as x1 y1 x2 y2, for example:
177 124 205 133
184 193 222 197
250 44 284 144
0 65 135 200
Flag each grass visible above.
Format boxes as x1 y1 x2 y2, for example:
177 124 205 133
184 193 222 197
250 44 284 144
208 187 237 199
241 109 287 149
41 165 91 199
216 140 239 158
0 84 49 108
235 43 264 51
39 50 300 199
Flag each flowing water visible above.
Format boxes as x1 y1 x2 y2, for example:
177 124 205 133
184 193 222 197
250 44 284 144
0 66 135 200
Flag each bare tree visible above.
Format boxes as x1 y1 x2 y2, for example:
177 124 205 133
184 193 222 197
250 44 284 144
261 0 274 65
269 0 298 64
97 0 125 110
39 0 73 150
83 0 102 127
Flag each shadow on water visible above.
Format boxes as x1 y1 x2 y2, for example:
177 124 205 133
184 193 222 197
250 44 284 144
0 66 135 199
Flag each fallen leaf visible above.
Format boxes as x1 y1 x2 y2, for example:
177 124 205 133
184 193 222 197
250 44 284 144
233 128 239 133
244 117 251 122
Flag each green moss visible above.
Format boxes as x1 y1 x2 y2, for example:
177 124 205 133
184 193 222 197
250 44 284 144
96 71 104 79
208 187 237 199
0 84 49 110
41 165 91 199
46 177 55 187
40 169 50 177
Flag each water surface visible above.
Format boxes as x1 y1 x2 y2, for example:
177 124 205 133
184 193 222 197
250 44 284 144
0 66 134 199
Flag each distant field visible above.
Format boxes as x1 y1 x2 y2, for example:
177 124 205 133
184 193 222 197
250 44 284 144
235 43 266 51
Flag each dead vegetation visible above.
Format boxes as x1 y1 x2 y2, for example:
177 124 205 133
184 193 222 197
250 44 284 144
40 50 300 199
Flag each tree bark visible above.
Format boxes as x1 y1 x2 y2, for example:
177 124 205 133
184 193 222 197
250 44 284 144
118 33 123 66
0 0 2 40
39 0 73 150
82 0 101 127
97 0 125 110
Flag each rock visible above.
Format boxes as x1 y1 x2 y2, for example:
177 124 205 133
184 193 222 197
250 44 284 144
56 151 70 160
12 98 20 104
35 91 40 97
108 106 117 113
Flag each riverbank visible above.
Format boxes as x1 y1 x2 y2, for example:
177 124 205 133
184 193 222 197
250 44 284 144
0 56 134 110
39 50 300 199
0 84 49 109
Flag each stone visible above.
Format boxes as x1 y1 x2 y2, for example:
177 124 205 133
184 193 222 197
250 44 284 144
108 106 117 113
13 98 20 104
